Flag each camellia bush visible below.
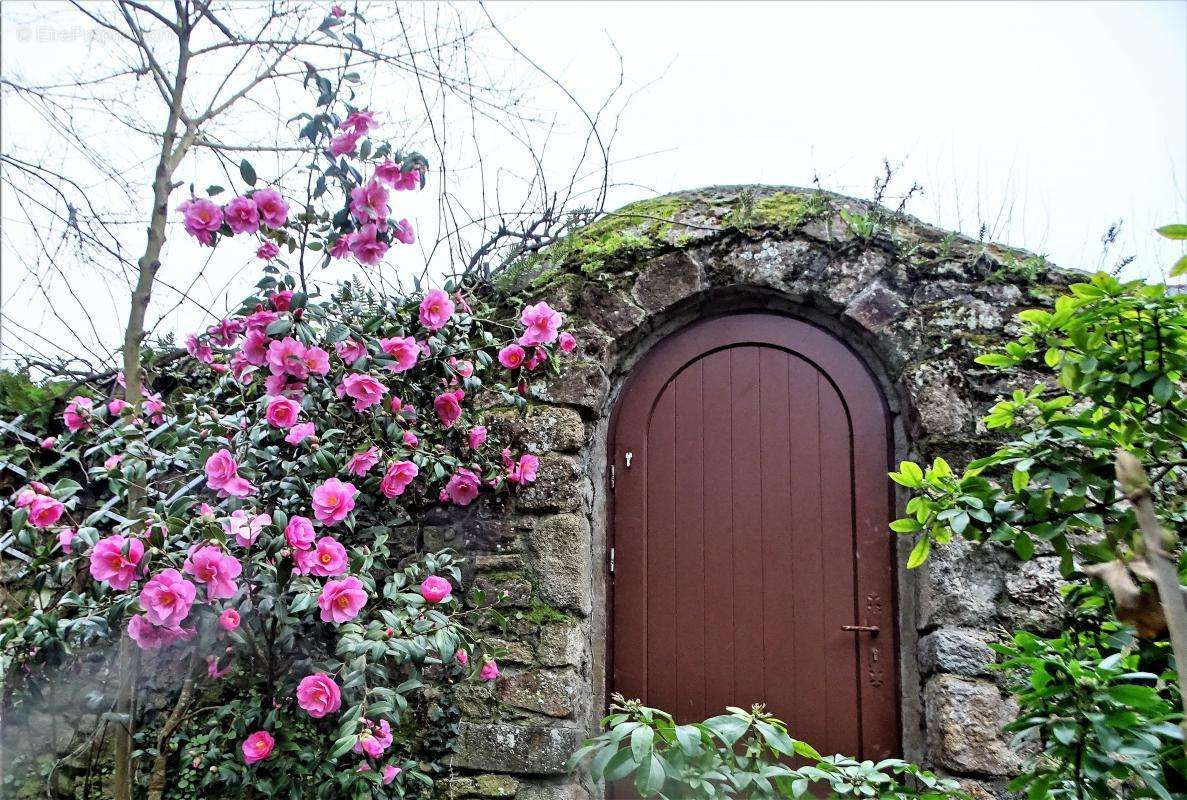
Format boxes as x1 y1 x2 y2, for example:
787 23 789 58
0 59 578 800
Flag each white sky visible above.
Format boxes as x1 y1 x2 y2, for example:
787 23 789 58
1 0 1185 369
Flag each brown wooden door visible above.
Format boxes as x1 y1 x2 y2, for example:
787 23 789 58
610 313 898 760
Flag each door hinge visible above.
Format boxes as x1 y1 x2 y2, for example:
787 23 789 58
609 464 615 490
609 547 615 574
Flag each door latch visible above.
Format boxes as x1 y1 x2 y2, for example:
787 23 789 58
841 625 880 636
624 452 633 468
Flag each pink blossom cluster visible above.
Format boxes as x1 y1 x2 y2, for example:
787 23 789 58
14 482 65 528
177 187 289 249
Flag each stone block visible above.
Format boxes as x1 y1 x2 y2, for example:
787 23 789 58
449 722 584 774
1001 557 1067 634
488 406 587 454
577 283 647 339
905 362 973 437
516 454 583 513
918 628 995 677
515 781 592 800
924 675 1023 775
631 251 703 313
537 622 585 668
537 363 610 413
486 637 536 665
843 280 907 333
497 669 578 718
526 514 592 614
447 773 521 798
917 538 1003 629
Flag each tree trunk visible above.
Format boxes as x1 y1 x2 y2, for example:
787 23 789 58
1116 451 1187 751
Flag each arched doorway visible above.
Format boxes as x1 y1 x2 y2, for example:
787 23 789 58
608 312 899 758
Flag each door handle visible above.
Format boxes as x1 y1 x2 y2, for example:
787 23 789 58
841 625 880 636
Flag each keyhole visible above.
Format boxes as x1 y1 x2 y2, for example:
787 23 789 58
624 452 633 468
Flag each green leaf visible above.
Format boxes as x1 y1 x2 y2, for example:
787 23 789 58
630 724 654 763
889 518 922 533
635 754 666 797
974 353 1015 367
240 159 258 186
1011 470 1029 492
602 748 637 782
754 721 795 756
703 714 749 746
674 725 701 756
1013 533 1034 560
906 536 931 569
1171 254 1187 277
1153 375 1173 404
1155 224 1187 240
890 461 924 488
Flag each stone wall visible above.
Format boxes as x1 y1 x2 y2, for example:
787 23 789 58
442 185 1076 799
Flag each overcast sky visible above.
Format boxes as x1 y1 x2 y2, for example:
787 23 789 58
1 1 1185 368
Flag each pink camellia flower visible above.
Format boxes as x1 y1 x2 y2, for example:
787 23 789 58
348 223 388 266
219 608 241 631
479 659 501 681
349 179 389 223
207 318 244 346
58 529 75 554
28 495 65 528
241 328 269 365
329 235 351 259
331 4 345 17
143 392 166 424
285 422 316 446
450 358 474 379
223 510 271 547
346 447 380 476
267 337 309 379
353 719 392 758
519 301 564 346
467 426 487 450
256 241 280 260
296 673 342 718
455 648 469 666
558 331 577 353
292 547 317 576
284 515 316 550
108 398 128 416
14 488 37 508
127 614 190 650
393 218 415 245
63 396 93 432
265 374 305 400
329 130 360 158
318 576 368 623
312 478 358 525
183 545 242 600
378 336 419 372
526 347 549 372
89 535 144 590
433 390 464 428
245 309 280 332
139 569 197 628
104 454 124 471
383 765 400 785
336 339 366 364
342 109 378 134
419 575 452 604
418 288 454 331
207 654 231 679
443 468 481 506
507 453 540 485
302 345 331 377
252 188 290 228
402 430 419 448
337 373 387 411
224 195 260 234
242 731 275 765
270 290 294 311
178 198 223 245
379 460 418 498
497 344 525 370
40 437 56 449
265 396 301 428
204 449 256 497
310 536 349 577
